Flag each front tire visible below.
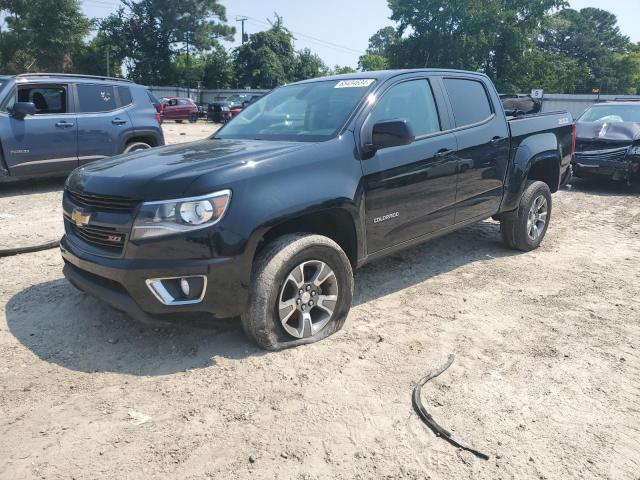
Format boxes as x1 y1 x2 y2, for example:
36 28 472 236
241 234 354 351
189 113 198 123
501 180 552 251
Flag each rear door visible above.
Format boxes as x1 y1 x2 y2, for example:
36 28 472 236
74 83 134 164
361 76 458 254
442 77 510 222
0 83 78 177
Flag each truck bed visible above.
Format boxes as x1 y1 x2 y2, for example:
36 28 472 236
508 111 573 140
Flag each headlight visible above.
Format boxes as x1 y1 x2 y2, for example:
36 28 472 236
132 190 231 240
630 145 640 156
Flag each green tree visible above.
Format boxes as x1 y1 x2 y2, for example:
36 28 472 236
358 53 389 72
98 0 234 85
0 0 91 73
385 0 565 89
232 17 296 88
331 65 357 75
292 48 328 81
539 8 633 93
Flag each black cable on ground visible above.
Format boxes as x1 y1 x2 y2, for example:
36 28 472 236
0 240 60 258
412 354 490 460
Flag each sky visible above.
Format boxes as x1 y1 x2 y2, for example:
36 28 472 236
80 0 640 69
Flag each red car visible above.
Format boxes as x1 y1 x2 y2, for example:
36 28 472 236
161 97 198 123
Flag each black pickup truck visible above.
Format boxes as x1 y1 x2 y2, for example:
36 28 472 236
60 69 574 350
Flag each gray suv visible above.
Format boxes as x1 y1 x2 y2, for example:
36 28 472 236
0 74 164 181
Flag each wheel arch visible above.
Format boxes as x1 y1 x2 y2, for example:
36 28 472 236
250 207 362 271
500 132 561 212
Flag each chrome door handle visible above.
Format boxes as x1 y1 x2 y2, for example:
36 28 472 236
434 148 454 158
55 121 74 128
490 136 507 146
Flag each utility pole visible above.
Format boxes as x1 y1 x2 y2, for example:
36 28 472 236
186 32 190 99
106 49 110 77
236 16 248 43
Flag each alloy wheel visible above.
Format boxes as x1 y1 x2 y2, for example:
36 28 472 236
278 260 339 339
527 194 548 241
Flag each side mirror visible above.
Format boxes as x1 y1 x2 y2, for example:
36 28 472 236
10 102 37 119
370 119 415 151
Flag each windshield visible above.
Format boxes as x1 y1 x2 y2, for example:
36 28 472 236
215 79 376 142
579 105 640 123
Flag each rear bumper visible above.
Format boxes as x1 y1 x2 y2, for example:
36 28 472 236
61 235 249 322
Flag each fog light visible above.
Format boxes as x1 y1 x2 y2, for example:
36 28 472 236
146 275 207 306
180 278 190 296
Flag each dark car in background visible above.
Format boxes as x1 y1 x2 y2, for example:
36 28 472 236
573 101 640 183
207 101 232 123
161 97 199 123
0 73 164 182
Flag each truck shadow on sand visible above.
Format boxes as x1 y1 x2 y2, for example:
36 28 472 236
6 220 517 376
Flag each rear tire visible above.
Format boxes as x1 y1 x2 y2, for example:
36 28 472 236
241 234 354 351
175 120 183 124
123 141 151 154
501 180 552 252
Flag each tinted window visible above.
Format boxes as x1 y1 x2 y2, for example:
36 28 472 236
118 86 133 107
17 85 67 114
77 84 117 113
370 79 440 136
444 78 493 127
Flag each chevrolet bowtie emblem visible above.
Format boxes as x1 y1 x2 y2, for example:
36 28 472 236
71 210 92 227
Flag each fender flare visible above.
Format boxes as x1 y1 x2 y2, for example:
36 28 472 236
500 132 561 213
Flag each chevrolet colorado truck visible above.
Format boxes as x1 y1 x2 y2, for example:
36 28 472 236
60 69 575 350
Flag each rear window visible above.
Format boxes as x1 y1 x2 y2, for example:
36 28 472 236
77 84 117 113
444 78 493 127
118 86 133 107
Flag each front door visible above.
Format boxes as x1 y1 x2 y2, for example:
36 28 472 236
0 83 78 177
361 78 459 254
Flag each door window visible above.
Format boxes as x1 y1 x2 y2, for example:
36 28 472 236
370 79 441 137
17 85 67 114
77 84 117 113
444 78 493 127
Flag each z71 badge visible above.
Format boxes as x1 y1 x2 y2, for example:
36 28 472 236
373 212 399 224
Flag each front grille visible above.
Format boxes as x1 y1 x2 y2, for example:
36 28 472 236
67 190 139 213
574 147 629 163
69 223 126 253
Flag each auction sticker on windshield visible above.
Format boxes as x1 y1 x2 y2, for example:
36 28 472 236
335 79 375 88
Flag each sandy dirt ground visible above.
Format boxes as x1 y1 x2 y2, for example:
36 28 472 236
0 123 639 479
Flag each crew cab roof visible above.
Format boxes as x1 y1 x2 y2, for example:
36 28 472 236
293 68 490 85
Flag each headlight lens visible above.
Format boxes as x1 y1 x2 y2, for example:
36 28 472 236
630 145 640 156
132 190 231 240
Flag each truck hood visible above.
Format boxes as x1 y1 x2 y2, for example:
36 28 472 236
576 122 640 150
66 138 310 199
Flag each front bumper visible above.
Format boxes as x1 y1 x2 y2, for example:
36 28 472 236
572 148 640 181
61 235 249 323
